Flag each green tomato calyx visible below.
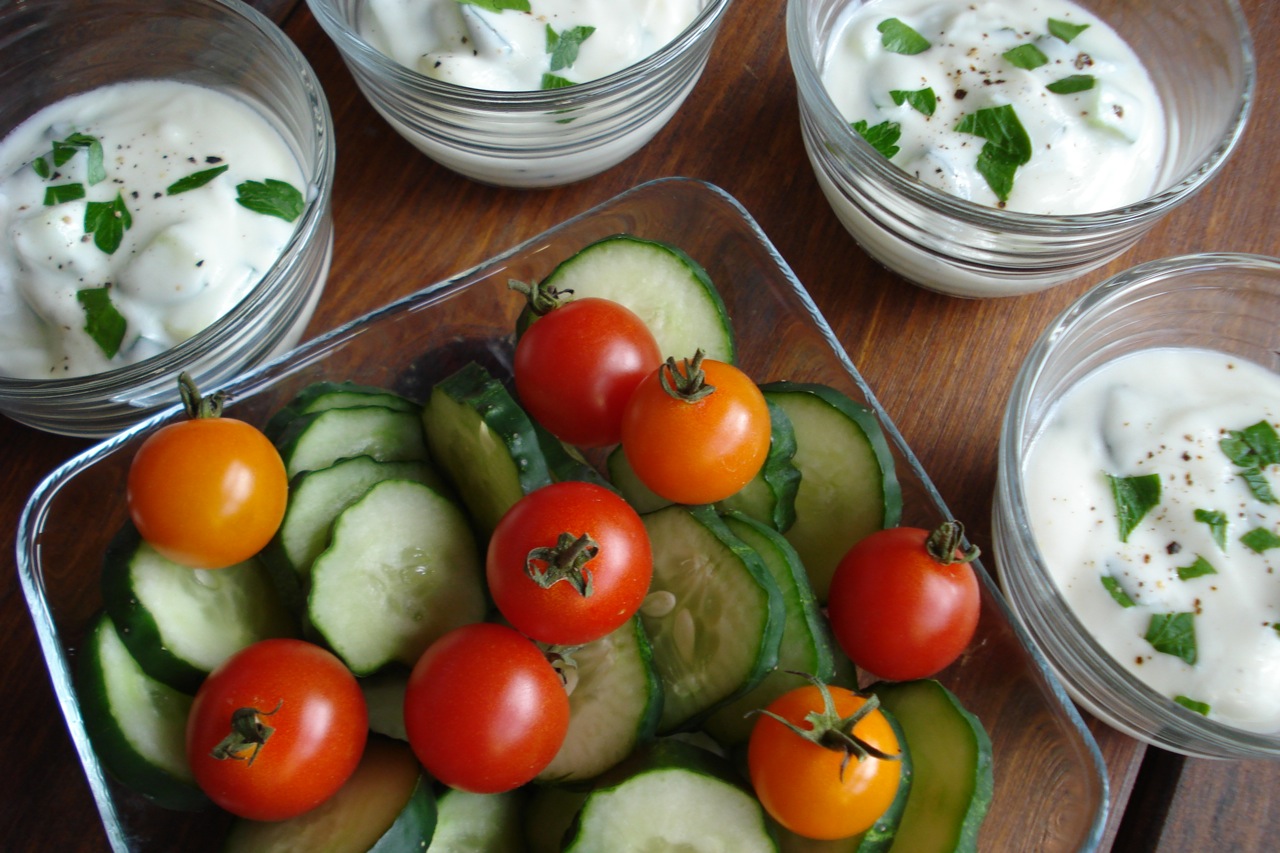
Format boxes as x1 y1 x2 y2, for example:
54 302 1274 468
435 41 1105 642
659 349 716 403
210 700 282 765
177 371 227 420
526 531 599 597
926 520 981 565
509 277 572 317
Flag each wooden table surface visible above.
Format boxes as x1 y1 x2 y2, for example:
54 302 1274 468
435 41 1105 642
2 0 1276 849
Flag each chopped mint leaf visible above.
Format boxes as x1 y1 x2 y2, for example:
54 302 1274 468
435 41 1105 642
1174 695 1210 716
540 73 575 90
1175 555 1217 581
236 179 304 223
1048 18 1091 43
76 287 127 359
851 119 902 159
1194 508 1228 551
1273 623 1280 640
84 193 132 255
1047 74 1096 95
167 164 229 196
44 183 85 206
454 0 531 11
53 132 106 185
955 104 1032 203
1221 420 1280 504
546 24 595 72
1105 472 1161 543
1003 43 1049 70
31 156 51 179
877 18 931 55
889 87 937 116
1100 575 1135 608
1241 527 1280 554
1144 612 1197 665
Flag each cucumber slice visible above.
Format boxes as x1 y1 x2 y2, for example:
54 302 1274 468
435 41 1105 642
701 511 835 747
223 736 437 852
360 671 410 742
535 234 736 364
421 361 553 537
307 479 486 675
77 613 207 811
275 404 430 479
428 788 525 852
533 421 614 490
638 505 784 732
760 382 902 602
100 524 296 694
265 381 419 441
869 680 993 853
538 616 663 783
523 785 592 853
563 738 776 852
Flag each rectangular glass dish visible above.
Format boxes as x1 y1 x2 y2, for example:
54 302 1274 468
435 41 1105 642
18 177 1108 851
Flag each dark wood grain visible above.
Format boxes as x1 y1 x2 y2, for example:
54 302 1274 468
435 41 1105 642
1 0 1276 849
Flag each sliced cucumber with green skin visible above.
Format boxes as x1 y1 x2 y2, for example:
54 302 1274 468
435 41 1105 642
760 382 902 603
275 404 430 479
563 738 777 852
533 233 736 364
869 680 993 853
523 784 592 853
638 505 785 733
307 479 486 675
360 671 410 742
77 613 207 812
428 788 525 852
100 523 296 694
533 420 614 490
538 616 663 783
421 361 553 537
265 381 419 441
223 736 437 852
701 511 835 747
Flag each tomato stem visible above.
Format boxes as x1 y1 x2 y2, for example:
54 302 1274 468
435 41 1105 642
925 520 981 565
525 532 600 597
177 371 227 420
210 700 283 765
508 278 571 317
658 349 716 403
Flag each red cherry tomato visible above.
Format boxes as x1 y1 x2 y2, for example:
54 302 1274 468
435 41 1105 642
514 296 661 447
185 639 368 821
827 521 981 681
403 622 570 794
620 351 771 505
488 481 653 646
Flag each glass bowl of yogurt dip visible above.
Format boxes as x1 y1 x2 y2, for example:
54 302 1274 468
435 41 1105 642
786 0 1255 298
993 253 1280 759
0 0 336 437
307 0 733 188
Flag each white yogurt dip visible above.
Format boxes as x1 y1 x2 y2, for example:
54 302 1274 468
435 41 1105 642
821 0 1165 214
1025 348 1280 732
360 0 701 91
0 80 306 379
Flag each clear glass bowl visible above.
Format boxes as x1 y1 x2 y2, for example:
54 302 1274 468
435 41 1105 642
994 252 1280 758
307 0 733 188
20 178 1108 850
786 0 1255 298
0 0 335 437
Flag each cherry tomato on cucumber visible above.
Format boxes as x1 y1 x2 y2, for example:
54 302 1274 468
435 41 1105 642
620 350 770 505
488 481 653 646
748 678 902 840
403 622 570 794
827 521 981 681
512 287 661 448
127 373 287 569
185 639 368 821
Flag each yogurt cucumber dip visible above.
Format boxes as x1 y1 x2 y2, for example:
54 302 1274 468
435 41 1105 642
1025 348 1280 732
360 0 703 91
822 0 1165 213
0 80 306 380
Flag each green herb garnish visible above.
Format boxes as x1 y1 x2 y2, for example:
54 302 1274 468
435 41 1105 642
84 193 132 255
954 104 1032 203
1144 612 1197 665
851 119 902 159
1003 43 1049 70
167 164 229 196
1047 74 1096 95
1220 420 1280 504
1048 18 1091 43
31 156 51 179
76 287 127 359
540 73 575 91
1174 695 1210 716
1175 555 1217 581
236 179 304 223
43 183 86 206
889 87 937 117
877 18 931 55
53 132 107 186
546 24 595 72
1100 575 1136 608
1241 527 1280 554
454 0 531 11
1194 508 1228 551
1105 472 1161 543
